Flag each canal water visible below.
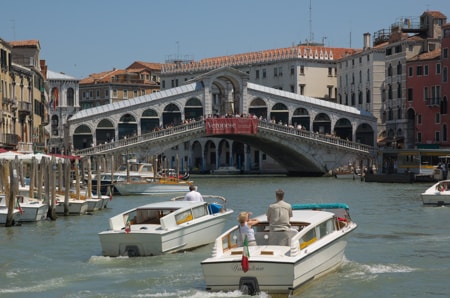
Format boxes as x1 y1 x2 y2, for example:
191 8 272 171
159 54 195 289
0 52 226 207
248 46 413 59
1 176 449 297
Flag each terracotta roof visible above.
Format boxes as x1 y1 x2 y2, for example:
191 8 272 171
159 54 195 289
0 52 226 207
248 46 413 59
422 10 447 19
79 69 121 84
409 48 441 61
126 61 162 70
9 39 40 48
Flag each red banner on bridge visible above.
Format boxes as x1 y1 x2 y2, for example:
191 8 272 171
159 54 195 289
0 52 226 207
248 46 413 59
205 118 258 135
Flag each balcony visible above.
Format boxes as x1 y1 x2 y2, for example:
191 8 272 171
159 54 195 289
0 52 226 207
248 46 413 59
18 100 32 116
425 97 440 107
0 133 19 148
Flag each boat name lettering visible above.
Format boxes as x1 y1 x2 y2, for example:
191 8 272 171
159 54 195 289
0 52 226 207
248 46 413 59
232 264 264 272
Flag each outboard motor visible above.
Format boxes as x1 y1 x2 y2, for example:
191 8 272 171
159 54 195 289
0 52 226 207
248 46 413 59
239 277 260 296
124 245 140 257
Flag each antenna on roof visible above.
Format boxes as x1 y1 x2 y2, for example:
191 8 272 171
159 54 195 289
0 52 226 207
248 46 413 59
308 0 313 44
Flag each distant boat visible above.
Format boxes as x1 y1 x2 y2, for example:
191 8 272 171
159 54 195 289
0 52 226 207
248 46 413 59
98 195 233 257
201 203 357 295
114 176 193 195
420 179 450 206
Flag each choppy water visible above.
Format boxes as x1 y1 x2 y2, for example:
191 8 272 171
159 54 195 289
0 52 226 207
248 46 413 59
1 176 449 298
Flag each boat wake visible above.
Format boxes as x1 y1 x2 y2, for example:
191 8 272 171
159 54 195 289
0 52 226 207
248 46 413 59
342 258 416 281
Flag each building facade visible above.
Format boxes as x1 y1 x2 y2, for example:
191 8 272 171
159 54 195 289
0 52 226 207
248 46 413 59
0 39 49 153
79 61 161 110
46 70 80 154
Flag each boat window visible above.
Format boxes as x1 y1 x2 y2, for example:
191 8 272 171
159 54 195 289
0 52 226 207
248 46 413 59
192 205 208 218
318 219 335 238
135 209 161 224
125 210 137 225
141 165 153 172
175 210 193 224
300 229 317 249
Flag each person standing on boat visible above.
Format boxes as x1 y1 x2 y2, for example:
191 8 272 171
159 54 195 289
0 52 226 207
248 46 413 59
266 188 293 232
237 211 259 246
183 185 204 201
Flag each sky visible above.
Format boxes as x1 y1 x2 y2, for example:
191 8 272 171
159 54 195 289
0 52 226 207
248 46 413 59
1 0 448 79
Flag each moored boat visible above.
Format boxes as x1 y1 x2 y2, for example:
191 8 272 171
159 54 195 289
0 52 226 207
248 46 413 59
420 179 450 206
113 177 193 195
200 203 357 295
98 195 233 257
16 195 48 222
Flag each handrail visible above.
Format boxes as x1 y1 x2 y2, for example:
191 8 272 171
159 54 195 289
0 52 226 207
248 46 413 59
75 118 374 157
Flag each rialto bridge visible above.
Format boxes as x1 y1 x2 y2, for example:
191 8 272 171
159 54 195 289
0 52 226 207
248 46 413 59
69 67 377 175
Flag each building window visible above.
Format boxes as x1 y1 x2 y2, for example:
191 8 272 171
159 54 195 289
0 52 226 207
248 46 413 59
105 89 109 97
134 90 138 97
443 67 448 82
358 91 363 104
300 66 304 75
443 48 448 59
366 89 371 103
397 82 402 98
416 65 423 76
424 65 429 76
435 113 440 124
123 89 128 99
388 64 393 76
290 66 295 75
96 90 100 98
417 114 422 124
255 69 260 79
436 131 440 142
417 132 422 143
112 89 117 98
273 68 278 77
436 63 441 74
408 66 413 77
278 67 283 76
328 67 332 76
397 62 402 75
407 88 413 101
262 69 266 78
299 84 305 95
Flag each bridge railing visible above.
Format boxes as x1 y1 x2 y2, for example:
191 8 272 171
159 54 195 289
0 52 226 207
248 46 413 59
75 120 205 156
257 120 374 154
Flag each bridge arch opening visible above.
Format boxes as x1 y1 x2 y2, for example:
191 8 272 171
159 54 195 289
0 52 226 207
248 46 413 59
163 103 182 127
249 98 268 119
73 124 93 149
270 103 289 124
191 141 202 171
184 97 204 121
141 108 160 133
334 118 352 140
96 119 115 144
204 140 217 172
292 107 310 130
209 72 243 116
355 122 375 146
119 113 137 139
313 113 331 134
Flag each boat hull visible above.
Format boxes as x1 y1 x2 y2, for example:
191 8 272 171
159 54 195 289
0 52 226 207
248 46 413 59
19 204 48 222
420 180 450 206
99 211 232 257
55 200 89 215
114 182 191 195
201 234 350 294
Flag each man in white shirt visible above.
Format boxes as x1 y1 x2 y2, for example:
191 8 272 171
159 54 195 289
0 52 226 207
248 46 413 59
183 185 204 201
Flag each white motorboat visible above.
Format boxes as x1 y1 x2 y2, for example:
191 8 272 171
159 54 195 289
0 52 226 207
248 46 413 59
0 196 22 224
98 195 233 257
420 179 450 206
113 177 193 195
16 195 48 222
201 203 357 296
55 195 89 215
91 161 155 194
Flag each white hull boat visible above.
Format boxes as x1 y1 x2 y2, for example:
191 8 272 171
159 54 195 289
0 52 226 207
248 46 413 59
0 207 21 224
55 196 89 215
16 195 48 222
201 203 357 295
420 179 450 206
114 177 192 195
98 195 233 257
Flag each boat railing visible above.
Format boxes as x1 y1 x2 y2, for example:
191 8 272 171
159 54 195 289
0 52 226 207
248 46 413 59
171 195 228 211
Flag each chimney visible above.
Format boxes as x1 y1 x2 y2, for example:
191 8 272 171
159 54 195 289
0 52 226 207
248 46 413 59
363 33 371 50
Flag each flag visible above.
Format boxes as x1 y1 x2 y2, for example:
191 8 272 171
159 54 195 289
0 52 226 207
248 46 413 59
241 235 250 273
17 200 24 215
125 215 131 234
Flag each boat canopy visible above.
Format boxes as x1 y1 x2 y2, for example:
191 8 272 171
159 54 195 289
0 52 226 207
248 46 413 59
292 203 350 210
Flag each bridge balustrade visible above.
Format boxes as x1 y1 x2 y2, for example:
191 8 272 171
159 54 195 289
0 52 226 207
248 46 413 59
75 118 374 157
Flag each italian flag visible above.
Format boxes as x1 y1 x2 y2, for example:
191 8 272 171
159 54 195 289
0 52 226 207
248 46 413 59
125 216 131 234
241 235 250 272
